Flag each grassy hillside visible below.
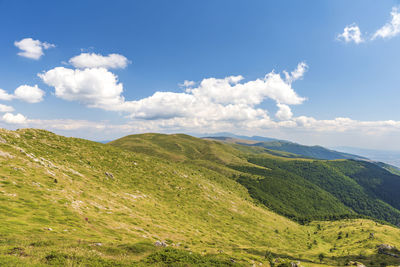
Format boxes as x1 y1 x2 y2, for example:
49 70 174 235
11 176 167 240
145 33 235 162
111 133 400 226
1 129 400 266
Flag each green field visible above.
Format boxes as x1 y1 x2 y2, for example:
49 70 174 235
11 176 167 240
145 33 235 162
1 129 400 266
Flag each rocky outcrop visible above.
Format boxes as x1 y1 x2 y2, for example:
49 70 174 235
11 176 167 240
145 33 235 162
377 244 400 258
154 241 167 247
105 172 114 179
346 261 366 267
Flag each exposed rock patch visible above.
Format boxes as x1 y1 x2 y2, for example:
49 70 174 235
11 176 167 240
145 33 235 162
154 241 167 247
0 150 13 158
377 244 400 258
105 172 114 179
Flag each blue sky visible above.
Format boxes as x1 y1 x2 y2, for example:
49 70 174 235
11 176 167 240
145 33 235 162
1 0 400 149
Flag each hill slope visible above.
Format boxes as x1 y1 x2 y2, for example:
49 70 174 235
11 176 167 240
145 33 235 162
111 133 400 226
1 129 400 266
205 136 366 160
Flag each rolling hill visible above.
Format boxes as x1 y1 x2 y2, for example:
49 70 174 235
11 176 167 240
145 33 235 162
111 133 400 226
204 136 366 160
1 129 400 266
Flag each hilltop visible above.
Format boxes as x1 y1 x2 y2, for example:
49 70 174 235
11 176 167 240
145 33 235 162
203 136 366 161
0 129 399 266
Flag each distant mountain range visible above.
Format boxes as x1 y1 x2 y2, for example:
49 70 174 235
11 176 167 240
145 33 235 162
202 133 400 170
198 132 283 142
334 146 400 168
203 134 367 161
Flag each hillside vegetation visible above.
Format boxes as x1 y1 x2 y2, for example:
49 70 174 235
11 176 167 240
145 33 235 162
205 137 366 160
111 133 400 226
0 129 399 266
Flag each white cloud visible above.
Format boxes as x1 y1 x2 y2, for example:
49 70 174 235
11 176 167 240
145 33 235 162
275 103 293 120
284 62 308 83
14 85 45 103
179 80 196 88
185 69 305 106
69 53 130 69
337 24 364 44
372 7 400 40
14 38 55 60
2 113 27 124
0 104 14 112
39 62 307 128
0 86 44 103
38 67 124 109
0 89 14 101
339 7 400 43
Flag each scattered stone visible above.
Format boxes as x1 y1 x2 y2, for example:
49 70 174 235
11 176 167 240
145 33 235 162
154 241 167 247
377 244 400 258
0 150 13 158
39 157 57 168
347 261 366 267
378 244 396 251
0 136 7 143
290 261 301 267
369 232 374 239
7 247 27 257
105 172 114 179
68 168 83 177
94 243 103 246
44 227 53 231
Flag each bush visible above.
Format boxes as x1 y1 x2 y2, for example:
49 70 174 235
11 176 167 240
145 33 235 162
144 247 239 266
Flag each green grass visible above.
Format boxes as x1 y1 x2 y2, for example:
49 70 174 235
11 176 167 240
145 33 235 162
0 129 399 266
111 133 400 225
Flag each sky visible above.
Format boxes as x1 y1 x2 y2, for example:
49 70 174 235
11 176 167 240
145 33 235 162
1 0 400 149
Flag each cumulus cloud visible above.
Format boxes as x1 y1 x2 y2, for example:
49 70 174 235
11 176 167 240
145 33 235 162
38 67 123 109
275 103 293 120
39 62 307 128
0 104 14 112
69 53 130 69
372 7 400 40
14 38 55 60
337 24 364 44
0 86 44 103
14 85 45 103
339 7 400 43
0 89 14 101
2 113 27 124
185 70 306 106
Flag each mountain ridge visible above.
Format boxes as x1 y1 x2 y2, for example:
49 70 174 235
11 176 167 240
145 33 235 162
2 129 400 266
